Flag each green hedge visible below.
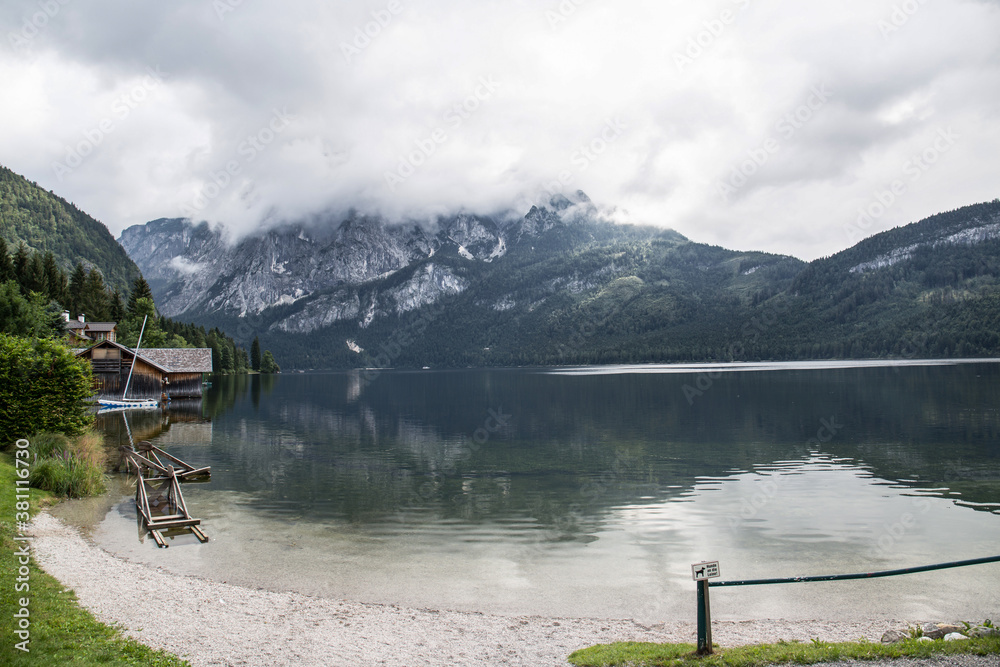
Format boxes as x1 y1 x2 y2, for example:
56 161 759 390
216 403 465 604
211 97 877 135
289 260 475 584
0 334 94 442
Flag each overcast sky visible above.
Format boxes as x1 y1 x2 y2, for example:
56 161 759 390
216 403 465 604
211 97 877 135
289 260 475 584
1 0 998 260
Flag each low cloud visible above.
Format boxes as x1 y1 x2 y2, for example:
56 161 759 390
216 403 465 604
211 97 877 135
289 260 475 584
1 0 998 259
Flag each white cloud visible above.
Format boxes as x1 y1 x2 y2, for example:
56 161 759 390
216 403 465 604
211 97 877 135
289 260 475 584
168 255 204 276
0 0 998 259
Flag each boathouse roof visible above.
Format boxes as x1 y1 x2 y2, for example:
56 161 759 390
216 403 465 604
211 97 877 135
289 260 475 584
141 348 214 374
75 340 213 374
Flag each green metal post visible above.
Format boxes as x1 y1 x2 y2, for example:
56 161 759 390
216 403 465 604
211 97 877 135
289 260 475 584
697 579 713 655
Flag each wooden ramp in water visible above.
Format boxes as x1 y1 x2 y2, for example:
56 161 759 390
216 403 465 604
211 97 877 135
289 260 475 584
117 441 211 548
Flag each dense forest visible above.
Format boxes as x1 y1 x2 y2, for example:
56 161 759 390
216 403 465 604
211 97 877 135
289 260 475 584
0 238 275 374
0 165 140 292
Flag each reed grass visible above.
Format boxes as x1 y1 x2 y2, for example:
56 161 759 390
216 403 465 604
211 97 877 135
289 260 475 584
25 430 108 498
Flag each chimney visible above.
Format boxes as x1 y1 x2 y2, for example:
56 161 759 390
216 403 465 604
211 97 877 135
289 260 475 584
77 313 85 323
62 311 70 323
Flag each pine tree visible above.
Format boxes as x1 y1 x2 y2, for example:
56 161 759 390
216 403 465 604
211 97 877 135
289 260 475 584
128 275 154 316
206 332 222 371
0 239 16 283
42 252 67 305
27 252 47 295
220 345 234 374
80 268 110 321
13 243 30 294
68 263 87 316
236 347 249 373
251 336 261 371
109 289 126 321
189 327 206 348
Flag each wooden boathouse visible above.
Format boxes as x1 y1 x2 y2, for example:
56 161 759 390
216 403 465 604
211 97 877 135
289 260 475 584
140 348 214 398
75 340 213 400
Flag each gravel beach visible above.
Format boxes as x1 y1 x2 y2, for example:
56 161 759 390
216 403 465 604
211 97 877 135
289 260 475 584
29 512 993 667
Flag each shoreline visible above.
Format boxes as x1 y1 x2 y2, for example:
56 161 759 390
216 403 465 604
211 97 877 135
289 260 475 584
30 511 927 667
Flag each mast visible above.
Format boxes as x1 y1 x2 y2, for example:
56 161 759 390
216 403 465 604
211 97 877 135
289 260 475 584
122 315 148 401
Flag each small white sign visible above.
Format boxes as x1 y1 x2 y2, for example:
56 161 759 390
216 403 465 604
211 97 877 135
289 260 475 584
691 561 721 581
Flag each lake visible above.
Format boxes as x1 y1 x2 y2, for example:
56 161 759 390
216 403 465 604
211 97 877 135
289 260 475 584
64 360 1000 623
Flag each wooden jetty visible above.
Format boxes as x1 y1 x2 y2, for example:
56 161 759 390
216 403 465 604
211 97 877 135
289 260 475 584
116 441 211 548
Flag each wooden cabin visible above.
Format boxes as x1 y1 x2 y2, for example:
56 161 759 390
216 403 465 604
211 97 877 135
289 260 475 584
140 349 213 398
63 313 117 343
75 341 213 400
77 340 168 400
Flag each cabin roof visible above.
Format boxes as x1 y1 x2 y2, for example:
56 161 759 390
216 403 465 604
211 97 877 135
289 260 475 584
84 322 117 332
141 348 214 373
75 340 214 374
75 340 172 375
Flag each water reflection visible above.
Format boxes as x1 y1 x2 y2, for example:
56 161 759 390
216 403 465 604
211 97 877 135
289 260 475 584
179 364 1000 528
84 362 1000 620
97 402 212 449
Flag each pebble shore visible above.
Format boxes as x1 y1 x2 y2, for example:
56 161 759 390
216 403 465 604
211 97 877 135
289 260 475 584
28 512 995 667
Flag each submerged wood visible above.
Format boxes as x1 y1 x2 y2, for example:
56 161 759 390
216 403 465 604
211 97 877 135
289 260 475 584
120 441 211 548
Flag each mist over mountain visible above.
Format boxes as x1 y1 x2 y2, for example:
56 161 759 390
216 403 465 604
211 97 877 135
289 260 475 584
119 192 1000 369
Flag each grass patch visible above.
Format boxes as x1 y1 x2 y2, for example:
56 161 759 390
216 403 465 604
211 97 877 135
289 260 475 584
0 451 188 665
569 636 1000 667
26 430 108 498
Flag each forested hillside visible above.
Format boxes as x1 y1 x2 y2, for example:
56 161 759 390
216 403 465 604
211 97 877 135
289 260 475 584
0 165 140 292
768 199 1000 359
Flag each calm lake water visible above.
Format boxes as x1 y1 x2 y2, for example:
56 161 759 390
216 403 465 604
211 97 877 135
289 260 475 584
65 360 1000 622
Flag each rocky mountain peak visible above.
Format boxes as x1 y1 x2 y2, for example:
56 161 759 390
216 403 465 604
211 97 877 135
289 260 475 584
117 195 601 324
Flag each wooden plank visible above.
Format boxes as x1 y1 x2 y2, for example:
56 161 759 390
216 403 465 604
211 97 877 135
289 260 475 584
148 449 169 472
136 478 153 524
176 466 212 479
152 449 212 479
150 529 167 548
152 446 199 472
190 525 209 543
171 474 191 518
145 518 201 530
125 451 172 476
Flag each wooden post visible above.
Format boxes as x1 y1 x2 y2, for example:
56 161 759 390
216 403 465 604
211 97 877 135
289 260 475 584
697 579 713 655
